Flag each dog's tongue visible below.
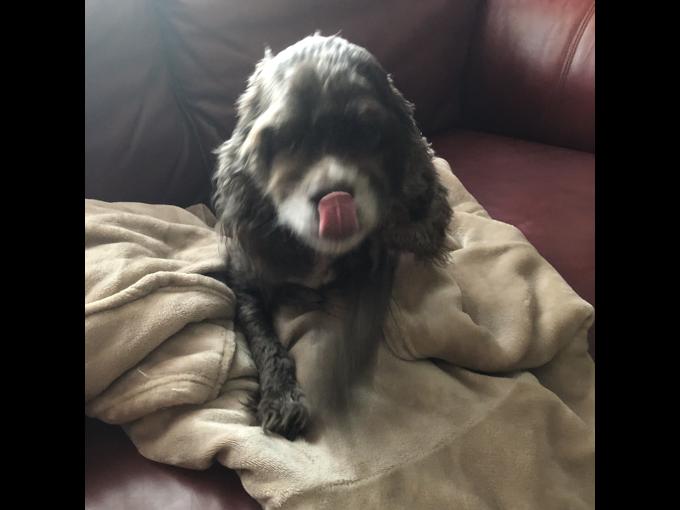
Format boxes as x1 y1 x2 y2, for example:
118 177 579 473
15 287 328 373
317 191 359 240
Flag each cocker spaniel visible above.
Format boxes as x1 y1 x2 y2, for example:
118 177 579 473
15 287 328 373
213 34 452 440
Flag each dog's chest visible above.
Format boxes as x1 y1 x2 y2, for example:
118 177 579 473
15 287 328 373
286 255 336 289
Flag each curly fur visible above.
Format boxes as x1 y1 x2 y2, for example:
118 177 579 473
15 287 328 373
212 34 452 440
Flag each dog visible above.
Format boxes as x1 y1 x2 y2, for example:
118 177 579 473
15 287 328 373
212 34 452 440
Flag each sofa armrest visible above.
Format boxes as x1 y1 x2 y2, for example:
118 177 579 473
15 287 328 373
461 0 594 152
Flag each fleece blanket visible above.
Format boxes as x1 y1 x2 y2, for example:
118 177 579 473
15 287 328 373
85 158 595 509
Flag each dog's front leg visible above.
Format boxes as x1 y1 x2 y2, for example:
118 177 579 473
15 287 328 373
235 288 310 440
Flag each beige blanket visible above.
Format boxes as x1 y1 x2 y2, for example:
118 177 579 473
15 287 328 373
85 158 595 509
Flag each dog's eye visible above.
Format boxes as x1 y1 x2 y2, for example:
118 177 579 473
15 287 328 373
271 130 302 155
279 139 299 154
333 123 381 154
348 123 381 153
363 129 381 150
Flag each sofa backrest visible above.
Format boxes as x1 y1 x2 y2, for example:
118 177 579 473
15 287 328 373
85 0 480 207
461 0 594 152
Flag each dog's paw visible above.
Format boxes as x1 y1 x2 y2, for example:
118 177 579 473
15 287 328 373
257 387 310 440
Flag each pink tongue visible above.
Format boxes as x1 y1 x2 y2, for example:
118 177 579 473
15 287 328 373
317 191 359 240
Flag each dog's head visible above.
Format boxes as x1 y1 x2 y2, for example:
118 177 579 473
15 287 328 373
214 34 452 261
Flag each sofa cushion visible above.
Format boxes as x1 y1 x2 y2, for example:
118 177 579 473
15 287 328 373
85 0 480 207
85 0 214 208
152 0 480 151
431 130 595 357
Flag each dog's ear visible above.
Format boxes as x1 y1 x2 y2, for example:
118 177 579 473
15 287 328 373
212 148 272 239
212 126 263 239
212 49 277 235
379 75 453 263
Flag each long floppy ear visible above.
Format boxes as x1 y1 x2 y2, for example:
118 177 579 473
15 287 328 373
212 48 277 237
212 147 275 241
379 76 453 263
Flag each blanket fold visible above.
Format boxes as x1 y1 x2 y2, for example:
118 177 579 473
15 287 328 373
85 158 595 509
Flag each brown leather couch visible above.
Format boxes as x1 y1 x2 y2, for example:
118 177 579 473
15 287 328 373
85 1 594 508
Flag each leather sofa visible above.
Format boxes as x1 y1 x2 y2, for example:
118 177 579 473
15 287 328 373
85 1 594 508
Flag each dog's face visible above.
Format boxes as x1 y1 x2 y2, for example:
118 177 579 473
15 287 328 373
238 39 405 255
215 35 452 262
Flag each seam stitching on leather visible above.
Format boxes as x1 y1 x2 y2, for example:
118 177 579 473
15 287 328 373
536 1 595 149
557 2 595 96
